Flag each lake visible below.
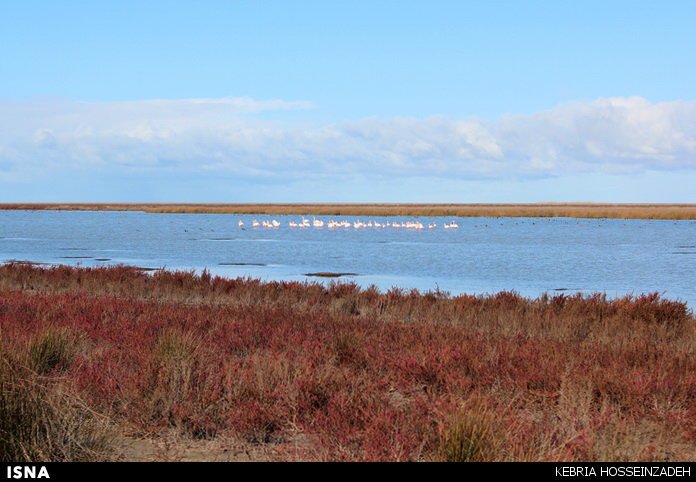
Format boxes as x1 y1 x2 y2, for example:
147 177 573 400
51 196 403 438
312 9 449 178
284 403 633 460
1 210 695 307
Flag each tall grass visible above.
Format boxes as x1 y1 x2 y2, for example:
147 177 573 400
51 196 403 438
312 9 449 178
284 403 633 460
0 264 693 461
28 328 84 374
0 352 114 461
438 400 502 462
2 203 696 219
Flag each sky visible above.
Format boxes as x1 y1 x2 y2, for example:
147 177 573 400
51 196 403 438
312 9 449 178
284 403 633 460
1 0 695 202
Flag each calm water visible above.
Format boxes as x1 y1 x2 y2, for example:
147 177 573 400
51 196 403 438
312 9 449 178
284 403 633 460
1 210 695 307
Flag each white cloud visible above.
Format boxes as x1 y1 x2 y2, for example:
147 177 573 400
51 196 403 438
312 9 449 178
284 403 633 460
1 96 695 181
505 98 695 171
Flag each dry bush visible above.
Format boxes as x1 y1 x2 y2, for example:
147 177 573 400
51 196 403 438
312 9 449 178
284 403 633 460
146 330 215 439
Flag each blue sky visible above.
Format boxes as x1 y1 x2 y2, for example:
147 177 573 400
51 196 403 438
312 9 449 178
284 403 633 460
1 0 695 202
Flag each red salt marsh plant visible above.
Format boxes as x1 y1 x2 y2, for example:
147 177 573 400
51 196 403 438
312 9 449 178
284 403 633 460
0 263 694 461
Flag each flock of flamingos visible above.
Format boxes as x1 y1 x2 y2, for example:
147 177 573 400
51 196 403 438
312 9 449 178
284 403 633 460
238 217 460 230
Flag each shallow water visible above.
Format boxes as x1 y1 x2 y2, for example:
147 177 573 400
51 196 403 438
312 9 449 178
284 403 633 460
1 210 695 306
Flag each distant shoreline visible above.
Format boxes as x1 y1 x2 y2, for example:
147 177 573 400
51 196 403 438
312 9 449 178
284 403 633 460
1 202 696 219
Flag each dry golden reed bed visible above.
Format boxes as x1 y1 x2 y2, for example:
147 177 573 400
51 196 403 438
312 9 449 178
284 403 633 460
2 203 696 219
1 264 694 461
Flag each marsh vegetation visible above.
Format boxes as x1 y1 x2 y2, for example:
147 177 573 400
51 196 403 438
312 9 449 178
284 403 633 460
1 264 693 461
2 203 696 219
